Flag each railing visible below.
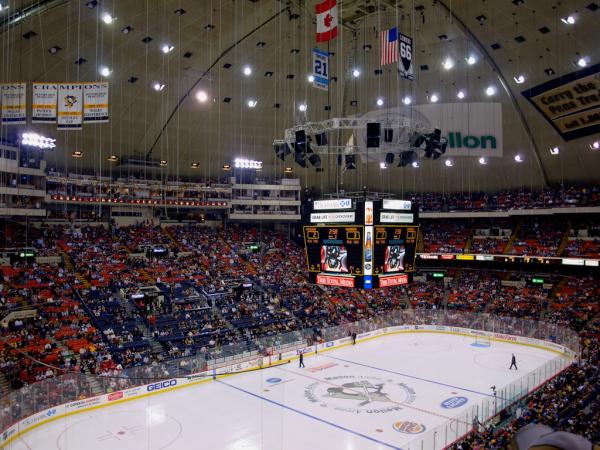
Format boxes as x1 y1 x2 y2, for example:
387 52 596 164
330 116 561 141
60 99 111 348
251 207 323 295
0 310 579 449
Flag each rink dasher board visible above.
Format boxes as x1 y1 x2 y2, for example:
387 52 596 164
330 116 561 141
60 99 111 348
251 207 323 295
0 324 575 448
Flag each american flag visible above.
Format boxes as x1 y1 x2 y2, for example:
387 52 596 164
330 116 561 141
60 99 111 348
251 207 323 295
380 27 399 66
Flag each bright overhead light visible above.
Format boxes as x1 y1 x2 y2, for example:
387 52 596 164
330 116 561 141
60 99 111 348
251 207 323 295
99 66 111 77
402 96 412 105
465 55 477 65
247 99 258 108
550 146 560 155
191 162 200 169
561 15 576 25
485 86 497 96
153 82 165 91
411 161 420 168
234 158 262 169
243 66 252 76
159 160 168 167
478 157 487 165
590 141 599 150
72 151 83 158
284 167 293 173
21 132 56 149
514 154 524 163
376 97 384 107
576 57 588 68
380 162 388 169
457 90 466 100
298 103 307 112
161 44 174 54
307 74 315 82
196 90 209 102
107 155 118 162
430 94 439 103
514 74 526 84
442 57 454 70
352 68 360 78
101 13 114 24
445 159 453 167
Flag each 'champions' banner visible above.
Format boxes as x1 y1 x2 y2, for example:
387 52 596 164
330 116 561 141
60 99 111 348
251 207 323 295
32 83 58 123
57 83 83 130
83 82 109 122
1 82 26 124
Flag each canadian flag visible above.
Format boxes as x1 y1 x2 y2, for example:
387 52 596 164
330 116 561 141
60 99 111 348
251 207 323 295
315 0 338 43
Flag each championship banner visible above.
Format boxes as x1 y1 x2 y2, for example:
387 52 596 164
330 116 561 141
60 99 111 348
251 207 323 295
1 83 26 125
32 83 58 123
57 83 83 130
312 48 329 91
522 63 599 141
398 32 414 81
83 82 109 122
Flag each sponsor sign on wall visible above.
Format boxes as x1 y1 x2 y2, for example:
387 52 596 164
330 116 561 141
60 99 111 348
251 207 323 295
522 63 599 141
316 274 355 287
83 82 109 122
380 212 414 223
379 273 409 287
32 83 58 123
382 199 412 210
1 83 26 124
57 83 83 129
357 103 503 157
313 198 352 210
310 212 355 223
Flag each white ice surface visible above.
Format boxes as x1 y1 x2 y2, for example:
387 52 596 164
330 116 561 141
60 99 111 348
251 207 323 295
9 332 561 450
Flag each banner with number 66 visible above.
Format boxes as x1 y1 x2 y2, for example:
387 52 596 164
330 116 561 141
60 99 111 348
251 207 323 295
312 48 330 91
398 32 414 81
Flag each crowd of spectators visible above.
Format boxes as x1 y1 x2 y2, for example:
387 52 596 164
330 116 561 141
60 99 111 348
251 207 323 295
0 221 598 446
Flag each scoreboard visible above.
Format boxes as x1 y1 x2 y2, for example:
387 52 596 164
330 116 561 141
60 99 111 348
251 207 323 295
302 198 419 289
303 225 364 287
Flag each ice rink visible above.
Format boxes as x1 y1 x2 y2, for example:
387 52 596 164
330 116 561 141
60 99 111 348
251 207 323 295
9 332 564 450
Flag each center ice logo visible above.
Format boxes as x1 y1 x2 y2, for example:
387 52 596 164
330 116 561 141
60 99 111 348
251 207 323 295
304 375 416 414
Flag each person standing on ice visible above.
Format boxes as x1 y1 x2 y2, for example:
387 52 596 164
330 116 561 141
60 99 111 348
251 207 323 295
509 353 518 370
299 352 305 368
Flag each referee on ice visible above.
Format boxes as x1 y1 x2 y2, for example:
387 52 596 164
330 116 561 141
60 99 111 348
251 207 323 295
299 352 305 368
509 353 518 370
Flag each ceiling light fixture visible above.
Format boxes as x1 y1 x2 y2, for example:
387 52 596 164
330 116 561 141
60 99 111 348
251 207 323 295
412 161 420 168
514 74 526 84
243 66 252 76
284 167 293 173
402 96 412 105
457 90 466 99
380 162 388 169
196 90 209 102
99 66 111 77
307 74 315 82
376 97 384 106
445 159 453 167
430 94 439 103
576 56 589 68
478 157 487 165
466 55 477 65
72 151 83 158
247 99 258 108
101 13 114 24
298 103 307 112
352 68 361 78
590 141 599 150
191 162 200 169
514 154 524 162
560 15 576 25
222 164 231 171
442 57 454 70
485 86 497 96
153 82 165 91
234 158 262 169
107 155 118 162
121 26 132 34
550 146 560 155
161 44 174 54
21 132 56 149
159 160 168 167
